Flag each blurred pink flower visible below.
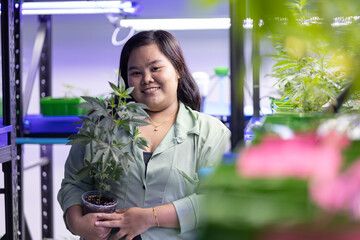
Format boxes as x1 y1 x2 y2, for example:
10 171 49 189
310 160 360 216
236 130 360 216
237 131 350 181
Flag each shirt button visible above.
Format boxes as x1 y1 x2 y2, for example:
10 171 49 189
143 185 146 190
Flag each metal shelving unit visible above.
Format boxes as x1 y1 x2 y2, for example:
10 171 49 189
1 0 22 239
1 1 139 239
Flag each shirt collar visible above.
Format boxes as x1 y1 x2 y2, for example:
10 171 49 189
174 102 200 143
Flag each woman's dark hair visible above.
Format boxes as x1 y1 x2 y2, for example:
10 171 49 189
119 30 201 111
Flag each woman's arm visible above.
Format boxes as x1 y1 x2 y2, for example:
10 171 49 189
152 203 179 228
95 203 179 240
66 205 112 240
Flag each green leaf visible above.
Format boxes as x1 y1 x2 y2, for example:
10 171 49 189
109 81 120 93
111 149 121 164
76 102 94 110
123 87 134 96
129 117 150 127
81 96 98 104
75 165 92 181
134 137 149 151
118 76 126 92
92 149 105 163
275 63 300 73
66 134 93 145
272 60 296 68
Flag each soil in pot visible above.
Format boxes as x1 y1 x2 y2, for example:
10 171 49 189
82 191 119 215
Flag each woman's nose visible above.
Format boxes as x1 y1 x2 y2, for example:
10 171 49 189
142 71 154 85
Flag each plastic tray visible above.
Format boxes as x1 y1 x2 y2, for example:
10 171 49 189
23 115 83 134
0 125 13 147
40 97 87 116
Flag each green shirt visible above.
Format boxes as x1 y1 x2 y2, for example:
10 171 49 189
57 102 231 240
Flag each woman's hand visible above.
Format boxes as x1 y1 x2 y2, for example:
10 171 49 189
95 207 155 240
66 205 112 240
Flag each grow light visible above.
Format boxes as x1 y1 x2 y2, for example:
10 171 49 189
119 18 231 31
332 16 360 27
0 1 138 15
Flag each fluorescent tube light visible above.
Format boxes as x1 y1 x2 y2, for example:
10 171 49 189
120 18 231 31
0 1 137 15
22 8 124 15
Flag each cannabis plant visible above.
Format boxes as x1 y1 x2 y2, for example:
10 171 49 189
66 77 149 202
267 0 351 112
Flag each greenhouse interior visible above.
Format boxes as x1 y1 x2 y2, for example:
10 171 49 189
1 0 360 239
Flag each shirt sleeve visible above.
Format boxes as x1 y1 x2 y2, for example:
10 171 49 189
172 193 204 233
57 144 94 229
173 124 231 233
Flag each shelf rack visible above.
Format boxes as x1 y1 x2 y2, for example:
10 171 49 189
1 1 139 239
1 0 22 239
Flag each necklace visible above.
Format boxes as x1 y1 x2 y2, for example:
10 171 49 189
149 110 177 132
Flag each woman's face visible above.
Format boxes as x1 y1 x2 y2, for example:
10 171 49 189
127 43 179 112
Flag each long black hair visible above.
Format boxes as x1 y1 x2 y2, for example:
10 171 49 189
119 30 201 111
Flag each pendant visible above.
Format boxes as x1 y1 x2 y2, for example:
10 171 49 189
154 128 159 132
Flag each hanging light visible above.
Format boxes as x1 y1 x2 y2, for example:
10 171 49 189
119 18 231 31
0 1 139 15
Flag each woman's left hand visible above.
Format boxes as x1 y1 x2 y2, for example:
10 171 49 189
95 207 155 240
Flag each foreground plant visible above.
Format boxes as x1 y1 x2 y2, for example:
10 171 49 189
66 77 149 203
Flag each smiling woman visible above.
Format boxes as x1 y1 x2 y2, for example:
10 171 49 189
127 43 180 114
57 30 231 240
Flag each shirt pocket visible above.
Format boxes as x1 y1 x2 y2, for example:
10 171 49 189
174 166 199 196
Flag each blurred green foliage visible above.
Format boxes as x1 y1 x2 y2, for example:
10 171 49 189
194 1 360 238
196 0 360 104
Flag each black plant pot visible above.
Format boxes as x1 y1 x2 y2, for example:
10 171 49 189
82 190 119 215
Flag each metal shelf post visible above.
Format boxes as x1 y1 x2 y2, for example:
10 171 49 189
1 0 20 239
230 0 246 149
38 15 54 239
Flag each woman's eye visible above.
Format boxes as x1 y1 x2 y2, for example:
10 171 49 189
151 67 161 72
130 71 141 76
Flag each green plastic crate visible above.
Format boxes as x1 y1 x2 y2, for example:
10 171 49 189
40 97 87 116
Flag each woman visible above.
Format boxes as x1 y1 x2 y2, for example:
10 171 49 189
58 30 231 240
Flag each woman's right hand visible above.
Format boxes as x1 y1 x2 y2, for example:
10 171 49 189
66 205 112 240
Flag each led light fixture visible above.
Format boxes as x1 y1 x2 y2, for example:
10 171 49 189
119 18 231 31
0 1 138 15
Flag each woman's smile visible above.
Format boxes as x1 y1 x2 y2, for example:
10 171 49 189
143 87 160 94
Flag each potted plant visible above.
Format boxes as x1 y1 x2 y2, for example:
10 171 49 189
66 77 149 214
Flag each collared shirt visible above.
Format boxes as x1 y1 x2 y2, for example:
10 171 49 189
57 102 231 240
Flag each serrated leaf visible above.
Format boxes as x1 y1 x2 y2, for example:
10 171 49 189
81 96 98 104
109 81 120 93
92 149 105 163
129 117 150 127
118 76 126 92
75 165 92 181
275 63 299 73
272 60 295 68
135 137 149 151
76 102 94 110
66 134 93 145
111 149 121 164
123 87 134 96
77 127 92 136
